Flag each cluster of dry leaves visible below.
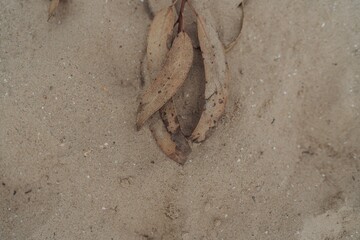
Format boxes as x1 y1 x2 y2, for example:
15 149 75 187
138 0 242 164
47 0 243 165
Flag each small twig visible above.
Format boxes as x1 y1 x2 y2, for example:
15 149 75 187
177 0 187 33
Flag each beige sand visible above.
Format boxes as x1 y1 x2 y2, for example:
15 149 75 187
1 0 359 239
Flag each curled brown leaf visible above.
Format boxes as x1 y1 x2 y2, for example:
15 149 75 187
146 6 175 77
137 31 193 130
149 119 191 165
190 14 230 142
140 5 191 163
143 6 182 135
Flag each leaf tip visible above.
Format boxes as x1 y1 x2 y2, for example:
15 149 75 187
135 119 143 131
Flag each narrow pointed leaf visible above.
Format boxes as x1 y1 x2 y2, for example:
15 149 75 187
137 32 193 129
140 5 191 163
191 14 230 142
48 0 60 21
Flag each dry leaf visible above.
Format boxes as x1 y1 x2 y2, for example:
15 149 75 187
188 0 244 51
48 0 60 21
146 6 175 77
141 6 175 88
144 6 182 136
172 47 205 137
149 119 191 165
137 31 193 129
160 99 180 134
190 14 230 142
140 5 191 163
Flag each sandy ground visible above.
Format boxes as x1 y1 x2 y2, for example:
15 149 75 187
1 0 360 239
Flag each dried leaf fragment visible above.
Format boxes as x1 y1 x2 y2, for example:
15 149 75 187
190 14 230 142
137 32 193 130
48 0 60 21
